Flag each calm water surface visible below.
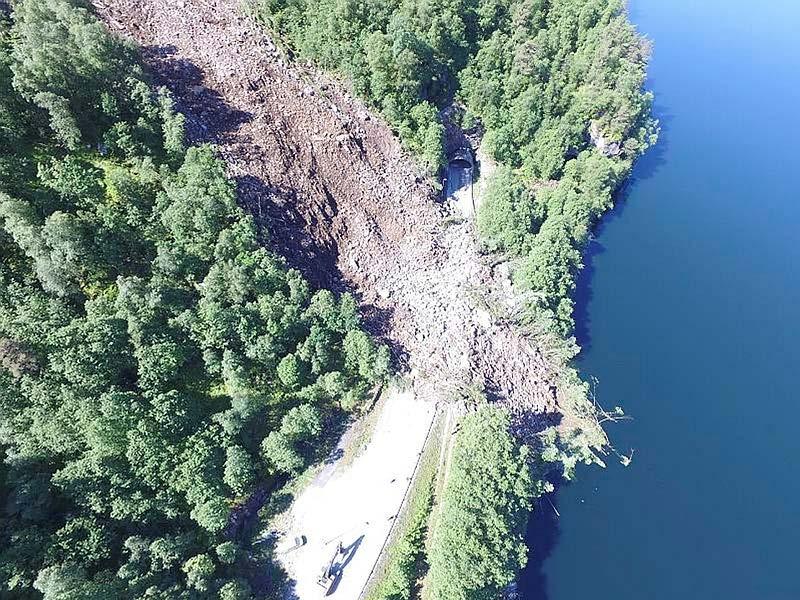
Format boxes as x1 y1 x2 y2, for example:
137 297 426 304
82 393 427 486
520 1 800 598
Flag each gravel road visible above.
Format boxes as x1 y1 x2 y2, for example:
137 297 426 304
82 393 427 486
445 159 475 218
277 390 436 599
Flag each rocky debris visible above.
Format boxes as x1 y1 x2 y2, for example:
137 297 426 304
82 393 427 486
91 0 570 439
441 103 483 159
589 120 622 157
0 338 40 378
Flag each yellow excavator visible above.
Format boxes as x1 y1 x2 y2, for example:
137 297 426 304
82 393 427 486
316 541 344 593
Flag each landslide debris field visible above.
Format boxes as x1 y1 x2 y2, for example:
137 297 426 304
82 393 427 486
93 0 568 436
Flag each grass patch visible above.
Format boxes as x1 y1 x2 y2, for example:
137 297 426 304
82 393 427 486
338 384 387 469
364 408 445 600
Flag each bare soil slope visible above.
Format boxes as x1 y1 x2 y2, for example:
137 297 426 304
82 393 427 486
92 0 567 435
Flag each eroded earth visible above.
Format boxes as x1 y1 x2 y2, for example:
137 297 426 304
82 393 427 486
92 0 566 436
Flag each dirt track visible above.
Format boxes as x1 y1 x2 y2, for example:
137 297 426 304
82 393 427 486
91 0 566 435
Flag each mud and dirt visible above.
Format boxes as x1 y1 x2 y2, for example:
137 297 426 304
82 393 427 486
92 0 568 437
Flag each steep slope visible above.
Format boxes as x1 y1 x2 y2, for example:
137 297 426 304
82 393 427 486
92 0 584 437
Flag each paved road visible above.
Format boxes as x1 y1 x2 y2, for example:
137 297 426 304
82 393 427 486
445 160 474 217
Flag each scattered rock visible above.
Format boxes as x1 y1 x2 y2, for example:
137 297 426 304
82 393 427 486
93 0 566 442
474 307 492 329
589 120 622 157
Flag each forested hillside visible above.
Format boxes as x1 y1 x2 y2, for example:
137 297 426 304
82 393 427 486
0 0 656 598
252 0 657 334
426 406 539 600
0 1 388 598
250 1 655 598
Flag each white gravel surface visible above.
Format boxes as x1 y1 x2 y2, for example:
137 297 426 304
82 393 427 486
277 390 436 600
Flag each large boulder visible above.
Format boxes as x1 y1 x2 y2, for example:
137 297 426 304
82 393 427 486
588 120 622 157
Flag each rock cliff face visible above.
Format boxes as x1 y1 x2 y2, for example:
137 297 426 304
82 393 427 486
92 0 576 438
589 120 622 157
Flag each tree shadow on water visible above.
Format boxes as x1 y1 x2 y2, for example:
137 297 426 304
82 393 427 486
634 100 674 183
572 237 604 353
518 492 563 600
573 101 673 352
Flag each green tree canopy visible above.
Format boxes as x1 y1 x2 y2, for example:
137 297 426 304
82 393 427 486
0 2 389 598
426 405 534 600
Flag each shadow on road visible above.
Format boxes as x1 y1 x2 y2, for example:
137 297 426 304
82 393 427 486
325 535 365 596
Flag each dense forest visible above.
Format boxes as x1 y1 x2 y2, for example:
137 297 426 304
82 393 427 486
0 1 388 598
427 406 539 600
252 0 657 334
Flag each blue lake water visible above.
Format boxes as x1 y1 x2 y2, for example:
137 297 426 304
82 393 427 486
520 1 800 598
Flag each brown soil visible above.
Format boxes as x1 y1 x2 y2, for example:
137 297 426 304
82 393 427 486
92 0 567 437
